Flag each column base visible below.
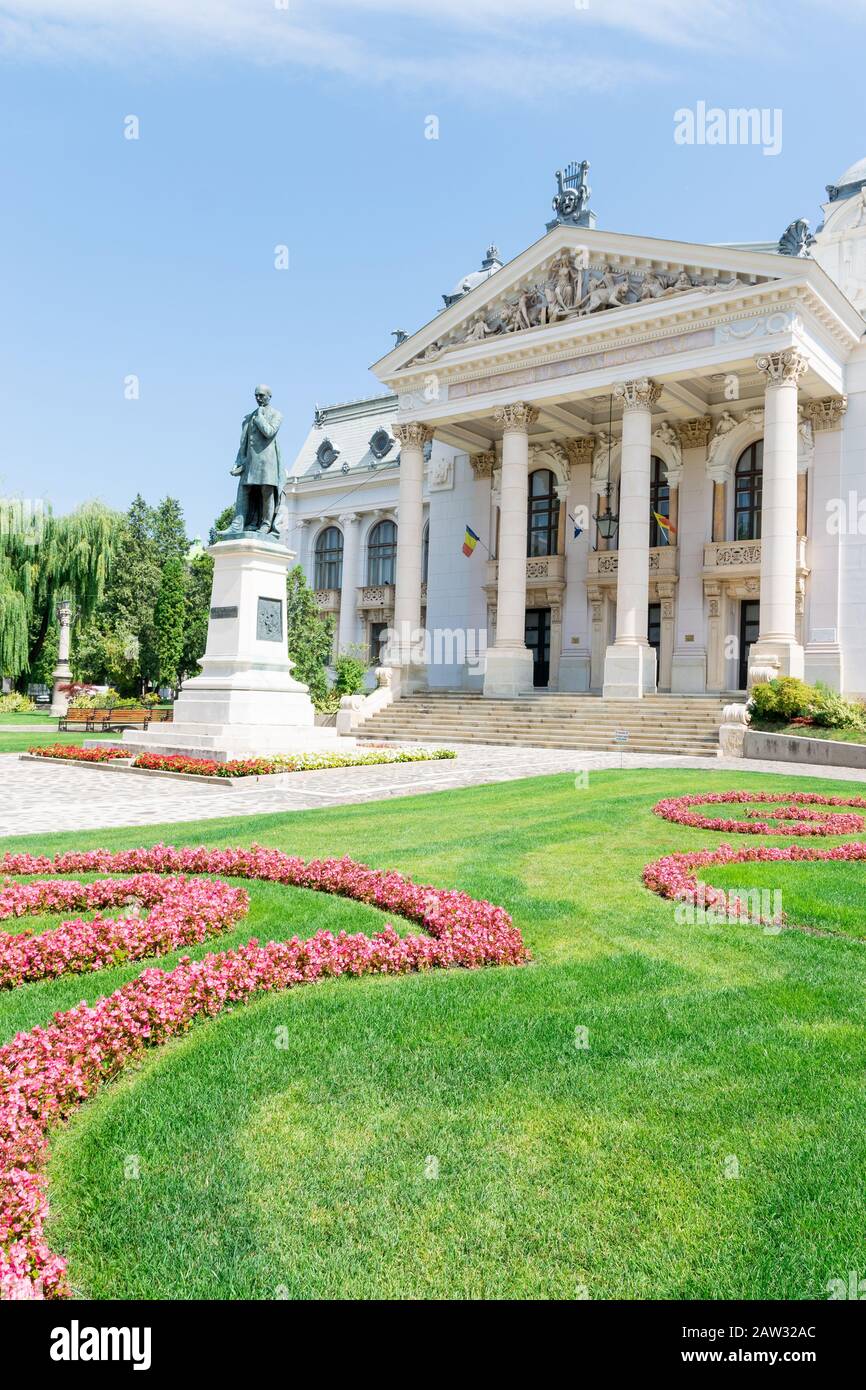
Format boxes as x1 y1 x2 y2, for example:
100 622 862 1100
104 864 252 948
483 645 534 698
804 641 843 692
671 648 708 694
602 642 657 699
384 662 428 696
747 639 804 689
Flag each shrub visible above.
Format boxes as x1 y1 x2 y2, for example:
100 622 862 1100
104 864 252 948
334 647 368 696
749 677 866 731
810 682 866 730
0 693 36 713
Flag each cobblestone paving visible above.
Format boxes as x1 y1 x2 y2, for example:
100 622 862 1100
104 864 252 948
3 746 866 838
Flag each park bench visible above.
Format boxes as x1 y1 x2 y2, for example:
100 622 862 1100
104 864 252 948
102 708 151 731
58 707 94 732
57 706 173 732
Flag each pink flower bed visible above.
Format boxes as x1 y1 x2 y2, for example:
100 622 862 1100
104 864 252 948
0 875 249 988
653 790 866 837
0 844 525 1300
643 839 866 924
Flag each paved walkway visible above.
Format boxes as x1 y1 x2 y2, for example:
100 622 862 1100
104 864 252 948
3 747 866 839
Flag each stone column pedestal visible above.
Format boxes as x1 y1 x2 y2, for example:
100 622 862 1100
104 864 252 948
747 350 807 686
49 600 73 716
119 538 317 759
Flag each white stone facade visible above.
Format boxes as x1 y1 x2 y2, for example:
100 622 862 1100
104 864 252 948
283 160 866 699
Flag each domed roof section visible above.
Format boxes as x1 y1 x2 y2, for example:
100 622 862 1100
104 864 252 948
836 156 866 188
442 244 503 308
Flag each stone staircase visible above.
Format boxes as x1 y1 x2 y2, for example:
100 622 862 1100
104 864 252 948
353 691 727 757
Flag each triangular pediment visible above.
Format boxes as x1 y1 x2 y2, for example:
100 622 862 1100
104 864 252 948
372 224 798 380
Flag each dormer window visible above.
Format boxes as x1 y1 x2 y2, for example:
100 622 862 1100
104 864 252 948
316 438 340 469
369 428 394 460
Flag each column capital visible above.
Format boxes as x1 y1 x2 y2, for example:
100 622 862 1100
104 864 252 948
755 348 809 387
494 401 539 433
337 511 360 527
613 377 662 412
676 415 713 450
563 436 595 468
393 421 434 449
803 395 848 431
470 450 496 478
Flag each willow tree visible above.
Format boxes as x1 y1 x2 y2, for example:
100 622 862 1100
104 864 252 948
0 500 120 682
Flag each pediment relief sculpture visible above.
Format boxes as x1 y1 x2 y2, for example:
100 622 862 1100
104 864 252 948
404 253 753 367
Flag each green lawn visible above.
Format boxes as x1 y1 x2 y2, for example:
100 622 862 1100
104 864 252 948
0 729 114 753
0 710 56 725
750 718 866 745
3 767 866 1300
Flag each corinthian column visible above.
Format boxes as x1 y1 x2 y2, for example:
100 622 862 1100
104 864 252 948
747 349 808 685
391 422 432 687
483 402 538 697
336 512 360 654
602 377 661 698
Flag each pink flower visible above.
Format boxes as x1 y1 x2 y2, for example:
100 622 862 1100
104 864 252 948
0 844 526 1299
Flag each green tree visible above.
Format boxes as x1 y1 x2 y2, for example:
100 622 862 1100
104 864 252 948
0 500 120 683
153 556 186 689
181 551 213 679
71 495 162 693
152 496 188 564
286 564 334 707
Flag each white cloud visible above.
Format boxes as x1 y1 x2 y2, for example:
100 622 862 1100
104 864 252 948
0 0 854 92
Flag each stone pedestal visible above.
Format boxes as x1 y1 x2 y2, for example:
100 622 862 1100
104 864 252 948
49 600 74 717
120 538 318 759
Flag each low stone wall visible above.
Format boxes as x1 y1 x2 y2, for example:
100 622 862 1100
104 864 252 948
744 729 866 769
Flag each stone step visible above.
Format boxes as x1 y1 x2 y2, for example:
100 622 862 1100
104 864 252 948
357 732 719 754
354 689 724 756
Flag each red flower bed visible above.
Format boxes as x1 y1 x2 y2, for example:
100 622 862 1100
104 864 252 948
27 746 130 763
0 844 525 1299
653 790 866 837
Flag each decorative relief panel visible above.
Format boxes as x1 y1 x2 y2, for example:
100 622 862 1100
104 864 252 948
256 597 283 643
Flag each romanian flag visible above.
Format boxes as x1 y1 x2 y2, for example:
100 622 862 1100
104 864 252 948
653 511 676 542
462 525 480 557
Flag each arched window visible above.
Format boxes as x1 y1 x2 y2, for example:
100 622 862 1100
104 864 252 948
649 456 670 547
422 520 430 583
527 469 560 557
734 441 763 540
314 526 343 590
367 519 397 585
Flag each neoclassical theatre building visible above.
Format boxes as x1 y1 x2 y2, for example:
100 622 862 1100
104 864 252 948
283 158 866 703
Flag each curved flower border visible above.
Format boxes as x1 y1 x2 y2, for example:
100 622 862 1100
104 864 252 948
0 875 249 988
653 790 866 837
643 838 866 928
0 844 526 1301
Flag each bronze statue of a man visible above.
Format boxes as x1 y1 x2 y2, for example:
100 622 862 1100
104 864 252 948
220 385 285 539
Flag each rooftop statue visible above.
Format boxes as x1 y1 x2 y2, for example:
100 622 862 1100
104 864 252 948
547 159 596 230
778 218 815 257
215 385 286 542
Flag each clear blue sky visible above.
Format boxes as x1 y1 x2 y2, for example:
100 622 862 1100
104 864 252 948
0 1 863 539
